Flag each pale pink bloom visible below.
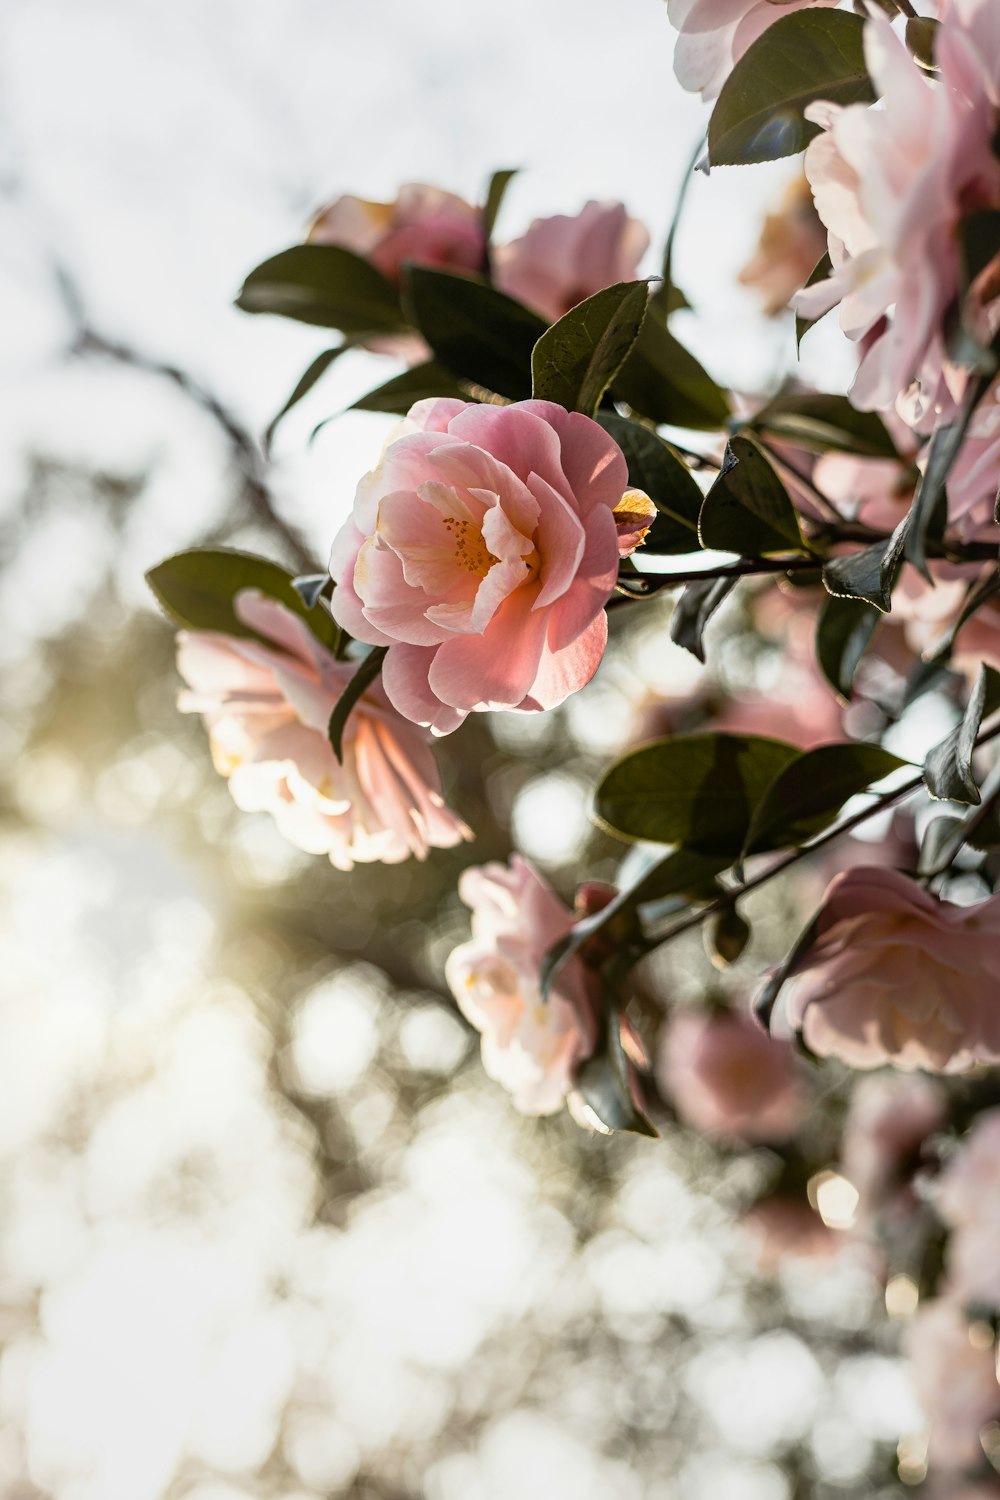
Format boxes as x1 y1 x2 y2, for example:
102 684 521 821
445 855 598 1115
905 1298 1000 1471
793 5 1000 418
308 182 485 285
657 1006 804 1142
493 201 649 324
840 1073 946 1227
329 398 650 735
943 376 1000 536
666 0 837 101
739 174 829 316
936 1109 1000 1307
783 868 1000 1072
176 590 470 870
812 452 914 533
714 660 844 748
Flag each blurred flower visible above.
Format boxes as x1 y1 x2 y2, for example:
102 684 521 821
905 1298 1000 1471
330 398 649 734
793 5 1000 419
840 1072 947 1230
739 175 828 316
781 868 1000 1072
665 0 836 101
936 1108 1000 1309
308 182 485 285
944 376 1000 536
740 1195 840 1272
445 855 599 1115
176 590 470 869
656 1005 804 1143
493 200 649 324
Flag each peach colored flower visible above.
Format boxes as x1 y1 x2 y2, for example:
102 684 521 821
329 398 650 735
782 868 1000 1072
666 0 837 101
840 1073 946 1228
905 1298 1000 1471
493 201 649 324
739 175 829 316
657 1006 804 1142
445 855 598 1114
308 182 485 286
176 590 470 870
793 4 1000 418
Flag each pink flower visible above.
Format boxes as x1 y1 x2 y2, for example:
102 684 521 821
793 4 1000 418
176 590 470 870
666 0 837 101
493 201 649 324
308 183 485 286
445 855 598 1114
840 1073 946 1228
943 376 1000 535
936 1109 1000 1308
329 398 651 735
739 174 829 316
782 868 1000 1072
740 1196 841 1271
656 1006 804 1142
905 1298 1000 1471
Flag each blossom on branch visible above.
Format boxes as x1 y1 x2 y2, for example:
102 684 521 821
493 201 649 324
329 398 653 735
308 182 485 284
905 1298 1000 1472
176 590 470 870
656 1005 804 1143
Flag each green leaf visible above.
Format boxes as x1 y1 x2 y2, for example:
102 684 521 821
704 907 751 968
146 547 340 654
708 10 875 167
597 414 704 553
349 360 468 417
236 245 406 334
815 594 881 699
751 393 900 460
265 344 352 453
327 647 389 763
904 380 990 576
918 814 968 876
906 16 939 71
575 1009 657 1137
742 742 907 860
924 664 1000 804
698 436 808 557
292 573 330 609
595 732 800 855
531 280 649 417
483 167 518 244
614 314 731 430
669 575 740 662
822 513 908 611
402 266 546 400
796 251 833 352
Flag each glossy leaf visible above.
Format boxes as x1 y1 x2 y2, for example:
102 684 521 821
822 514 908 612
531 280 649 416
741 743 907 860
904 378 990 576
796 251 833 351
906 16 939 70
402 265 546 400
597 414 704 553
146 547 340 653
698 436 807 557
751 393 899 460
924 664 1000 804
483 167 518 244
704 907 751 969
708 10 874 166
327 647 389 763
595 732 800 855
265 344 352 453
815 594 880 699
350 360 468 416
575 1005 657 1137
614 314 730 430
236 245 405 334
669 575 740 661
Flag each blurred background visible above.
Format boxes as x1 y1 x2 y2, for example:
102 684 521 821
0 2 919 1498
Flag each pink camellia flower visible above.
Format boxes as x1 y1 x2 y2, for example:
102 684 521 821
739 174 829 317
445 855 599 1115
656 1005 804 1142
936 1109 1000 1309
493 201 649 325
665 0 837 101
905 1298 1000 1471
840 1073 946 1230
943 376 1000 535
793 3 1000 419
176 589 470 871
308 182 485 285
329 398 653 736
781 868 1000 1072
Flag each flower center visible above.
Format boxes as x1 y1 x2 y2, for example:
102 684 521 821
443 515 496 577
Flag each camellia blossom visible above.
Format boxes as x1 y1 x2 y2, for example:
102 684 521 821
840 1072 946 1230
445 855 598 1115
176 590 470 870
493 200 649 324
738 174 829 316
329 398 654 735
905 1298 1000 1471
665 0 836 101
782 868 1000 1072
308 182 485 285
656 1005 804 1142
793 3 1000 418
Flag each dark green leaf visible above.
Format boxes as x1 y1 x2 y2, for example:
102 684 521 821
402 266 546 400
349 359 468 417
531 280 649 417
265 345 352 453
918 814 968 876
906 16 939 70
292 573 330 609
796 251 833 352
614 314 731 430
822 512 908 611
924 664 998 804
327 647 389 763
670 576 740 661
753 910 821 1033
698 436 807 557
708 10 874 167
595 732 800 855
958 210 1000 296
597 414 704 553
742 742 907 859
704 906 751 968
146 547 340 653
815 594 880 699
236 245 406 334
483 168 518 244
904 380 990 576
751 393 899 460
575 1027 657 1137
